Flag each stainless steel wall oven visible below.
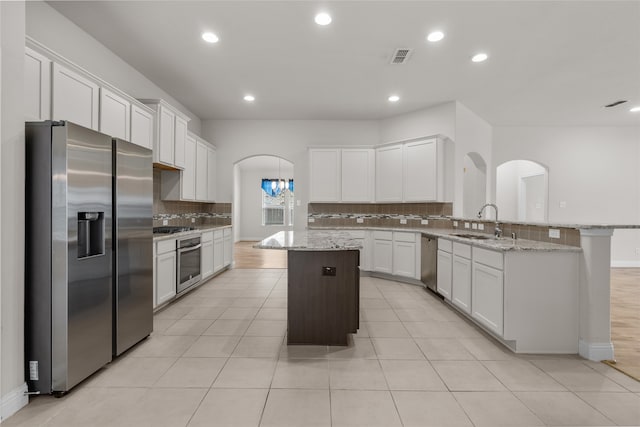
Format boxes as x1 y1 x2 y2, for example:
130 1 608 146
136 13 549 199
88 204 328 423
177 236 201 294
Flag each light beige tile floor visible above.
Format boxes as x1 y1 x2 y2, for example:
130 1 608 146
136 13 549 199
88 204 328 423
6 269 640 427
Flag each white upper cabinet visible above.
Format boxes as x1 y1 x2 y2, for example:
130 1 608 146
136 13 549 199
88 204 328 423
404 139 438 201
207 146 217 202
375 144 403 202
195 141 208 201
341 149 375 202
52 63 99 130
140 99 190 169
24 47 51 121
99 87 130 141
130 104 154 149
181 135 196 200
309 149 341 202
174 115 188 169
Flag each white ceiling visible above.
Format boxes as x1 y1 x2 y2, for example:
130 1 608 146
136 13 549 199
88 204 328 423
49 1 640 126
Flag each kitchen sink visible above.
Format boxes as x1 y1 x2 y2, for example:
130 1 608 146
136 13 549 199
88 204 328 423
451 233 493 240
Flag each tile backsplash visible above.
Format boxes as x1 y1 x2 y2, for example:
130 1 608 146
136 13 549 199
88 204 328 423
153 169 231 227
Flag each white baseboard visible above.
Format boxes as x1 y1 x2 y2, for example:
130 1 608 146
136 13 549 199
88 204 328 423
1 382 28 422
611 260 640 268
579 339 614 361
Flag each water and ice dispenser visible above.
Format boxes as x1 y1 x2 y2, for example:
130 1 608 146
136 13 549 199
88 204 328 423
77 212 105 258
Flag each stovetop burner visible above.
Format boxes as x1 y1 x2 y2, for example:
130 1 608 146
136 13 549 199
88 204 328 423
153 226 196 234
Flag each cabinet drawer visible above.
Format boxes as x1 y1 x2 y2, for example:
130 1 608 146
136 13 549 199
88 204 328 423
201 231 214 243
156 239 176 255
214 230 224 240
373 230 393 241
453 242 471 259
394 232 415 243
438 238 452 252
223 227 232 238
472 247 503 270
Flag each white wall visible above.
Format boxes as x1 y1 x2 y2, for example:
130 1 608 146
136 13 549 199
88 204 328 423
496 160 547 221
0 0 28 418
379 102 456 143
25 1 202 135
238 161 294 241
201 119 379 230
493 126 640 264
463 154 487 218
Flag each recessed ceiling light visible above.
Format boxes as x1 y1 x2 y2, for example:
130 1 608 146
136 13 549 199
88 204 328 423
388 95 400 102
315 12 332 26
630 106 640 112
202 32 219 43
471 53 488 62
244 95 255 102
427 31 445 42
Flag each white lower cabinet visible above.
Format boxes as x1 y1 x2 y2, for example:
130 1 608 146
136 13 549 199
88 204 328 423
471 248 504 337
223 228 233 267
201 231 214 279
155 239 177 308
213 230 224 273
436 249 452 300
452 243 472 314
372 231 393 274
392 232 418 279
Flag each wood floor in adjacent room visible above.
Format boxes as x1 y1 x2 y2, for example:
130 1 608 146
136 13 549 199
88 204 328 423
610 268 640 380
234 241 287 269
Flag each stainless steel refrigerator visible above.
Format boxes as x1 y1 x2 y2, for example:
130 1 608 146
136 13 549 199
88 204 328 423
112 138 153 356
25 121 153 394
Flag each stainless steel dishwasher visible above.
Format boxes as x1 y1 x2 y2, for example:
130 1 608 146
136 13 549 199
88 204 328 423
420 235 438 293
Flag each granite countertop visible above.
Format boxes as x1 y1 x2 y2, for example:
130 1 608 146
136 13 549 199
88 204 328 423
153 224 232 242
255 230 363 251
307 226 582 253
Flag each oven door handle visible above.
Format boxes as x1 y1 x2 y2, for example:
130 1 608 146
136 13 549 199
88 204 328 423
178 244 202 254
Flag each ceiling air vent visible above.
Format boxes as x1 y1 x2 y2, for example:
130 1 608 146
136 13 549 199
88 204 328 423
604 100 627 108
390 48 413 64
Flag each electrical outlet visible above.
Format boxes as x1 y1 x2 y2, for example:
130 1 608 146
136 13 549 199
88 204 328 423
464 222 470 229
549 229 560 239
356 218 364 224
421 219 429 225
162 219 168 226
400 219 407 225
478 223 485 231
308 218 315 223
472 223 478 230
453 221 458 227
191 218 196 223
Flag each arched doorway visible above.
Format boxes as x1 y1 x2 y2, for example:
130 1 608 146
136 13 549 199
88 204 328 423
496 160 548 222
462 152 487 218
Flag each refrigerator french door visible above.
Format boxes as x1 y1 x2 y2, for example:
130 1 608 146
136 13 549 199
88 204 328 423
25 121 113 394
112 138 153 356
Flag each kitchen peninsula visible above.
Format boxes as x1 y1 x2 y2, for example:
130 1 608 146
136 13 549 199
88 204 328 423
256 231 362 345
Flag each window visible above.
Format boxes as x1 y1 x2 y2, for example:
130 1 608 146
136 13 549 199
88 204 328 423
261 179 294 226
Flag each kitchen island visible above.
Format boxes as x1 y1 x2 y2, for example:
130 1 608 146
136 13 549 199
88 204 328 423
256 231 362 345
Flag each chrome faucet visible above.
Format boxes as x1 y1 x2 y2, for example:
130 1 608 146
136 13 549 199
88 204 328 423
477 203 502 238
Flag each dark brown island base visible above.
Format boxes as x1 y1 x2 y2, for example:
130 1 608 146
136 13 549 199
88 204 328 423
287 250 359 345
254 231 364 346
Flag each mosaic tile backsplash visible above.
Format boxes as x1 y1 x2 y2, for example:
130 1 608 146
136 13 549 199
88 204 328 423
307 202 580 247
153 169 231 228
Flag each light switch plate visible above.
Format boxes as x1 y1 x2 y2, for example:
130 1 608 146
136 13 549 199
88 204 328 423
400 219 407 225
421 219 429 225
453 221 458 227
478 223 485 231
296 200 301 206
308 218 315 223
356 218 364 224
559 201 567 208
464 222 470 229
472 223 478 230
549 229 560 239
162 219 168 226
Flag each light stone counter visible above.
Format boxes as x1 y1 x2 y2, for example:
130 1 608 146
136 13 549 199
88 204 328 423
255 230 363 251
152 224 232 242
307 226 581 253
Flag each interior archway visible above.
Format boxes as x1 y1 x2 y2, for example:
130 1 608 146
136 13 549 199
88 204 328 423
496 159 548 222
463 152 487 218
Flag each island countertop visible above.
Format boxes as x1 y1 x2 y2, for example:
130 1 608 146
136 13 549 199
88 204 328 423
255 230 363 251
